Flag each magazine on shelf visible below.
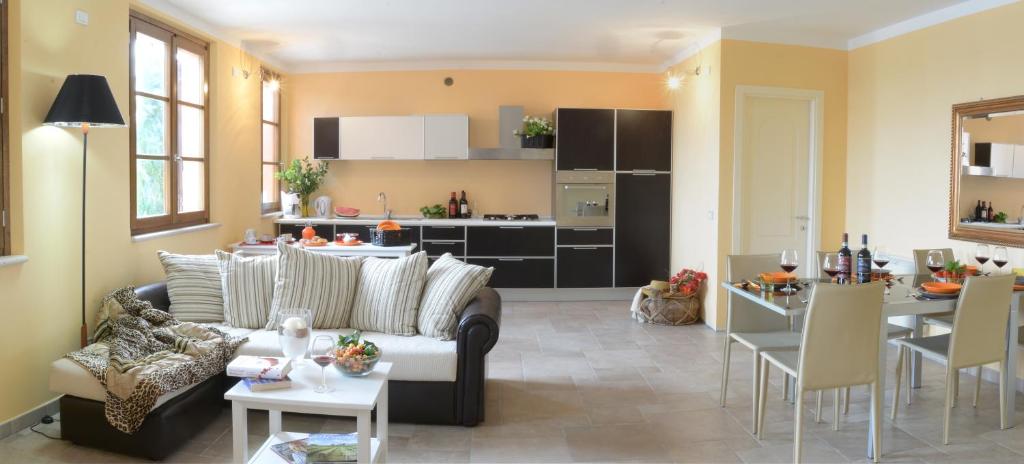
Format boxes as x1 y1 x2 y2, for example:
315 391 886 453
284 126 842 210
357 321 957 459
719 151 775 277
270 433 359 464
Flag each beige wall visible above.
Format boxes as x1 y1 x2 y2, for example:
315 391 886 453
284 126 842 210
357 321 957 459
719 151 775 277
667 42 722 325
667 39 848 329
0 0 272 423
285 70 668 216
846 0 1024 265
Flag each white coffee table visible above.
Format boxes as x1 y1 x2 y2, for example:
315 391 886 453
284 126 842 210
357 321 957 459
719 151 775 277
225 361 392 464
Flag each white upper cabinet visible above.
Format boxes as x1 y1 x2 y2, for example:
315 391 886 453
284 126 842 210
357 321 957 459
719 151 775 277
340 116 425 160
1012 145 1024 179
989 143 1015 177
424 115 469 160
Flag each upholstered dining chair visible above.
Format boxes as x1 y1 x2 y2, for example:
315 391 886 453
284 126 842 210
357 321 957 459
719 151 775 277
814 250 914 419
890 274 1014 444
756 282 886 463
721 253 801 435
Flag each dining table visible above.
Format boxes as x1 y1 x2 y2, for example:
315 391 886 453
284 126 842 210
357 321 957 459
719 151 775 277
721 275 1022 459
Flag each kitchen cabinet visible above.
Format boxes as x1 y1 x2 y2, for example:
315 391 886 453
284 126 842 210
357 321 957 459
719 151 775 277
557 246 612 288
466 226 555 257
615 109 672 172
422 241 466 257
557 227 613 245
424 115 469 160
467 258 554 288
615 172 670 287
422 226 465 240
1011 145 1024 179
340 116 425 160
312 117 340 160
555 108 615 171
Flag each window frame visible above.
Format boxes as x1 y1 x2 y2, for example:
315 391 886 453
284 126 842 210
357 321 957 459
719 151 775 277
0 0 8 256
260 68 281 214
129 12 210 236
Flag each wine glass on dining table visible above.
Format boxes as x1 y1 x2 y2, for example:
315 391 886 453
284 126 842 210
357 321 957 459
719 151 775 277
976 244 991 274
926 250 945 281
993 246 1009 274
781 249 799 295
822 252 840 282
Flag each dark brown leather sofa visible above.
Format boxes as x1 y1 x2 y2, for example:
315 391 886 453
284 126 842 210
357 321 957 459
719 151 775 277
59 282 501 460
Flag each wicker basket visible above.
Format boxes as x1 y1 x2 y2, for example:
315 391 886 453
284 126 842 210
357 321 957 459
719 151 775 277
637 290 701 326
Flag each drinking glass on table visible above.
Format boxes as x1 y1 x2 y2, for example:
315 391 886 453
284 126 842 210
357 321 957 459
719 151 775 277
780 249 799 294
311 335 336 394
822 252 840 282
873 246 890 270
993 246 1009 274
926 250 945 281
976 244 991 273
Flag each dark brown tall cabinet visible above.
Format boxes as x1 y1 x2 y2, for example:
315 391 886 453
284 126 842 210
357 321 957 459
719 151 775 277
313 117 340 160
555 108 615 171
613 109 672 287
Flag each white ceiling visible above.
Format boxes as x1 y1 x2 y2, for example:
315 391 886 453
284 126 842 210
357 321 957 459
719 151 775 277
140 0 990 73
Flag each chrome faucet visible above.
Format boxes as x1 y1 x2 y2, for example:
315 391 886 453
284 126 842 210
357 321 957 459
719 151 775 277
378 192 392 219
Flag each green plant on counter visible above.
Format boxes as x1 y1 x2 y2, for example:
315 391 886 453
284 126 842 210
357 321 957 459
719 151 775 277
994 211 1008 223
420 204 447 219
276 157 328 217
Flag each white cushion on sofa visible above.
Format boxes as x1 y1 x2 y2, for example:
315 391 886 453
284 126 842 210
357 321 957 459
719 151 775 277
49 357 199 409
235 329 457 382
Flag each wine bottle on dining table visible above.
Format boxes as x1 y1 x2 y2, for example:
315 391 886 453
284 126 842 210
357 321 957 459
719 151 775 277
838 233 852 284
857 234 872 284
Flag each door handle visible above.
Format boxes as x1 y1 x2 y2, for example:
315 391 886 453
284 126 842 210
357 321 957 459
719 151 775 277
795 215 810 221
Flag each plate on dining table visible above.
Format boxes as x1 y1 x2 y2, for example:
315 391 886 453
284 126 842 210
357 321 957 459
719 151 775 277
917 290 960 300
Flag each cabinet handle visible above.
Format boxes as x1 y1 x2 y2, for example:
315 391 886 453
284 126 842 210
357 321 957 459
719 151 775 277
632 169 657 176
573 247 598 250
432 242 457 245
371 156 396 160
573 168 598 171
498 258 524 262
430 226 456 229
499 226 524 229
571 228 598 231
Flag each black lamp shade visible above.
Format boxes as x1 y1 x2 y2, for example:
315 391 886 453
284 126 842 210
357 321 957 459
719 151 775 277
43 74 125 127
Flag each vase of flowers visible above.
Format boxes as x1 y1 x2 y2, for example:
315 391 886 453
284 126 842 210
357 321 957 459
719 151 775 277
514 115 554 148
276 157 329 217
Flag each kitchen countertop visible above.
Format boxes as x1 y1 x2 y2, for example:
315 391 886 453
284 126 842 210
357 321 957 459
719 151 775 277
276 216 557 227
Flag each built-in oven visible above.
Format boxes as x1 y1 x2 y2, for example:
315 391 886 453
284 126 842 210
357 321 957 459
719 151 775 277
554 171 614 227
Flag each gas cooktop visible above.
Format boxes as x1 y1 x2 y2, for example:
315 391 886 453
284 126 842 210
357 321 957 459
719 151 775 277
482 214 540 221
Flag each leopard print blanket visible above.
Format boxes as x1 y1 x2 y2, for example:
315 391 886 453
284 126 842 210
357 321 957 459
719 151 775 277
66 287 247 434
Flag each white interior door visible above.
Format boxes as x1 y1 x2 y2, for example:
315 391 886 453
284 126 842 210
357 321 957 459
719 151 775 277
736 92 818 269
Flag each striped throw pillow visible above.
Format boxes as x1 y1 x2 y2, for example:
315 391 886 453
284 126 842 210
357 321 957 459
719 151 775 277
158 251 223 322
349 251 428 335
417 254 493 340
216 250 278 329
269 242 362 329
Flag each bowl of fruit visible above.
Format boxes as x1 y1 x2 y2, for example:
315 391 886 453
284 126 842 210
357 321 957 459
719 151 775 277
333 331 381 377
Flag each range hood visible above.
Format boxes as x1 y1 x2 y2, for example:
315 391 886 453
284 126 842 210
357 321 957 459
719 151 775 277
468 106 554 160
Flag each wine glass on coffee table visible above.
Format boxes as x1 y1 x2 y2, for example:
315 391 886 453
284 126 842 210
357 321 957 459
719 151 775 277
311 335 336 393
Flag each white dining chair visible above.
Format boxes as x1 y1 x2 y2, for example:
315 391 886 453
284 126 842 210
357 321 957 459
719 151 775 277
756 282 885 463
815 250 914 417
721 253 801 435
890 274 1014 444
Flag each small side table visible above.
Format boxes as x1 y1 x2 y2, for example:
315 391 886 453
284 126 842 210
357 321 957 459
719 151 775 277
225 361 392 464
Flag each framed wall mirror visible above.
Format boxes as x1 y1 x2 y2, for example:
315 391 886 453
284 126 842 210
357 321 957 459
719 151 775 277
949 95 1024 246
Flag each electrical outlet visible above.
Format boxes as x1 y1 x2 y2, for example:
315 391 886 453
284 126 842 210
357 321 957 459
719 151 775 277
75 9 89 26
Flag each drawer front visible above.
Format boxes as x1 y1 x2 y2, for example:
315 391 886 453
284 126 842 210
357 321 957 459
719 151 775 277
279 224 333 240
422 226 465 240
466 226 555 257
422 241 466 257
467 258 554 288
557 227 613 245
557 247 613 288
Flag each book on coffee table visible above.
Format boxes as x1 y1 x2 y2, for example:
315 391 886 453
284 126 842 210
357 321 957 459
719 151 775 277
227 355 293 380
269 433 358 464
243 375 292 392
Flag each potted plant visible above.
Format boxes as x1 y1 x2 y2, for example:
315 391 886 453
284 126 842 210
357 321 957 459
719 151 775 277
276 157 329 217
514 115 554 148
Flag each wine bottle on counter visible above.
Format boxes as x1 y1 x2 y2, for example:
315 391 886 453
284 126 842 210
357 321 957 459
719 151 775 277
459 191 469 218
838 233 852 284
981 201 988 222
988 202 995 222
857 234 872 284
975 200 983 222
448 192 459 218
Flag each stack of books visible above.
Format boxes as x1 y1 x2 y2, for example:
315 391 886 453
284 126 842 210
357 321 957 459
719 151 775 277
271 433 358 463
227 355 294 391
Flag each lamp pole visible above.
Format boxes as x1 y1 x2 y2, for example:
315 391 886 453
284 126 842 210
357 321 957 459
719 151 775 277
79 123 89 348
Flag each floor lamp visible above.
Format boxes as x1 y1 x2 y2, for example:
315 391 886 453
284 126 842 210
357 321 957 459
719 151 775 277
43 75 125 348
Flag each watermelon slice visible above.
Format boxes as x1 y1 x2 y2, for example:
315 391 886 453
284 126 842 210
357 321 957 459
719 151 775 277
335 206 360 217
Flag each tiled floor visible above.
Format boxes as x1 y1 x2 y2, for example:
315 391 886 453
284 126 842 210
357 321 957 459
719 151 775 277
4 300 1024 463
